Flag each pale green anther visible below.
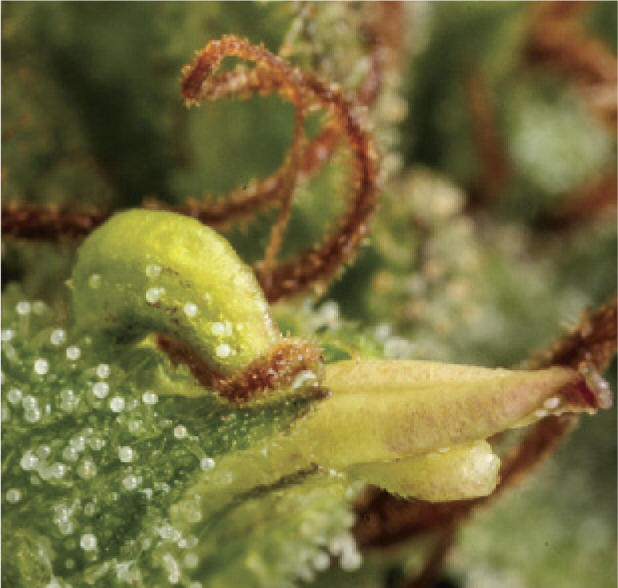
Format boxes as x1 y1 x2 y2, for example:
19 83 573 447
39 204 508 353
348 442 500 501
71 210 280 376
270 358 594 499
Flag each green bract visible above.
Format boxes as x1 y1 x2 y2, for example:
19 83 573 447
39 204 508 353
71 210 280 376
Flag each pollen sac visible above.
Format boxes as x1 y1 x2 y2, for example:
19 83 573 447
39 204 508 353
286 358 610 500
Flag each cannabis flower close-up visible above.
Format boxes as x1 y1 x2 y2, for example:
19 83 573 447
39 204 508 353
2 3 616 588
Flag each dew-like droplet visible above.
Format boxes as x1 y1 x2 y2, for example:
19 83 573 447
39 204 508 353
1 329 15 341
93 382 110 399
50 329 67 346
80 533 98 551
544 397 560 410
215 344 231 358
20 452 39 471
211 322 225 336
66 346 81 361
96 364 111 379
34 359 49 375
142 391 158 405
118 446 134 463
174 425 188 439
123 475 139 491
7 388 22 404
109 397 125 413
200 457 215 471
146 288 164 303
70 436 86 451
16 301 31 315
184 302 198 318
24 410 41 423
6 488 22 503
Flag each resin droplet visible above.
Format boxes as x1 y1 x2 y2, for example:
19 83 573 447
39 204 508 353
96 364 111 379
7 388 22 404
118 446 134 463
16 301 31 315
142 391 158 405
544 397 560 410
20 452 39 471
80 534 98 551
146 288 161 304
93 382 110 399
174 425 188 439
123 475 139 491
1 329 14 342
50 329 67 346
34 359 49 375
6 489 22 503
215 344 231 358
211 322 225 336
109 397 125 413
66 346 81 361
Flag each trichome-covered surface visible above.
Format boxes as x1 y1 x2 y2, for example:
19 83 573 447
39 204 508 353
2 3 617 588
